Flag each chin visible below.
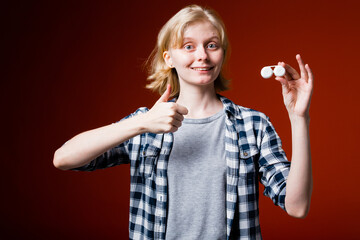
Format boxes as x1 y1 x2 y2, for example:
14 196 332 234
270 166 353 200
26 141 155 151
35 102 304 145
179 74 218 87
193 79 216 86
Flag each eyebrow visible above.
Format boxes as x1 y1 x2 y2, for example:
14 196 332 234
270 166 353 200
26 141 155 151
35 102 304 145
182 36 220 42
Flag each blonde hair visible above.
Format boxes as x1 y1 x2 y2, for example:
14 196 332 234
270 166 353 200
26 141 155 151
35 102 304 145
145 5 230 98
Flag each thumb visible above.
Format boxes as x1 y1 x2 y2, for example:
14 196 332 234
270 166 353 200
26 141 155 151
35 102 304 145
156 84 171 103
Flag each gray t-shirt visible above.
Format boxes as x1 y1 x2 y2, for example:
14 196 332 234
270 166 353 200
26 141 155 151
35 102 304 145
165 109 227 240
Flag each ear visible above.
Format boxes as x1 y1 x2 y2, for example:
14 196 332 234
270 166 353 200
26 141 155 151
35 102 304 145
163 51 173 68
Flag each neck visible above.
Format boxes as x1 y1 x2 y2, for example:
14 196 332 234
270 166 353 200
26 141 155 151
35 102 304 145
176 83 223 119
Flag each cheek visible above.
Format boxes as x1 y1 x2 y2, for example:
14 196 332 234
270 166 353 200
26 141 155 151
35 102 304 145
173 55 190 67
209 51 224 66
170 50 192 67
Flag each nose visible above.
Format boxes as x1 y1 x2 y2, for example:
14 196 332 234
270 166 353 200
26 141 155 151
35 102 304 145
195 46 208 61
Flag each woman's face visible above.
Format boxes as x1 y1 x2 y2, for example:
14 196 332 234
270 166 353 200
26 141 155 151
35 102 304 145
164 21 224 89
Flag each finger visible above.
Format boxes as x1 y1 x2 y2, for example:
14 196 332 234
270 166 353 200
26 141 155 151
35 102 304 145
156 84 171 103
278 62 292 81
163 124 178 133
165 118 181 133
175 104 189 115
274 76 288 86
171 118 183 128
174 112 185 122
305 63 314 87
275 78 291 97
296 54 309 81
279 61 300 80
275 76 290 93
168 126 179 133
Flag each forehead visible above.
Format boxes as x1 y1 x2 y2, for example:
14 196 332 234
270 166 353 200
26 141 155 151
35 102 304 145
183 21 220 40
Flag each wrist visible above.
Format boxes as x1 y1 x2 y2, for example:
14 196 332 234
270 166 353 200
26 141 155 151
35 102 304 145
132 114 149 134
289 113 310 125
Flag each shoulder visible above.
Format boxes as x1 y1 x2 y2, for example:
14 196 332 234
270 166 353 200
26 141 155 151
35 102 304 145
237 105 268 120
219 95 269 121
234 104 271 134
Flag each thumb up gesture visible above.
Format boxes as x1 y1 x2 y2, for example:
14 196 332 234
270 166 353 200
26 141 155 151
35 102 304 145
141 84 188 133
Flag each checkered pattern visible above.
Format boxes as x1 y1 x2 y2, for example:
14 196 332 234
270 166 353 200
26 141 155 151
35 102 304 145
73 96 290 240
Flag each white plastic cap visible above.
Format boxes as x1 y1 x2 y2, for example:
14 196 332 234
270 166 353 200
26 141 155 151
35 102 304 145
261 67 273 79
274 66 286 77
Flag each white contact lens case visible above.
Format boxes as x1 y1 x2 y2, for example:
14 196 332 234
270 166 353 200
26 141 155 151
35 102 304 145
261 65 286 79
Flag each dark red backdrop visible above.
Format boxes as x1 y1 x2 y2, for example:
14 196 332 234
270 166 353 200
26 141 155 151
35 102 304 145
2 0 359 239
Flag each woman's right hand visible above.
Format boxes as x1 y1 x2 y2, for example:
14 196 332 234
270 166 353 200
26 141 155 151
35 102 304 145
53 84 187 170
140 84 188 133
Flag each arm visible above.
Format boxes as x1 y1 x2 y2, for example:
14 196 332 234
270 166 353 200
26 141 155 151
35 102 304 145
53 114 147 170
286 115 312 218
53 84 188 171
275 54 314 218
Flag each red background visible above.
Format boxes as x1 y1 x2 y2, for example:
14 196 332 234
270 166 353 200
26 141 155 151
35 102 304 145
2 0 360 239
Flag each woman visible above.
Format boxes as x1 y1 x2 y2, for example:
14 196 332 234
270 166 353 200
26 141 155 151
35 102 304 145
53 5 313 240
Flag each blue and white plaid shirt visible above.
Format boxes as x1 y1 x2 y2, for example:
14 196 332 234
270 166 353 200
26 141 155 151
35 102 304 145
73 95 290 240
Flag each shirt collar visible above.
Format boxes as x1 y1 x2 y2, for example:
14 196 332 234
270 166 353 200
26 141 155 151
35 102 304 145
218 94 243 120
169 94 242 120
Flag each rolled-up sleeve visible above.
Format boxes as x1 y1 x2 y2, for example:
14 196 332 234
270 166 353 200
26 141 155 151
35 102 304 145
71 143 131 171
258 116 290 211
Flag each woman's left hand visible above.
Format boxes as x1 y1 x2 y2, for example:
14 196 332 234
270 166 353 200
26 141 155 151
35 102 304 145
275 54 314 118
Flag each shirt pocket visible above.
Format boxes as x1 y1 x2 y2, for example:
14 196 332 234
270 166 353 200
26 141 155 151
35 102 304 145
239 145 259 184
139 144 160 178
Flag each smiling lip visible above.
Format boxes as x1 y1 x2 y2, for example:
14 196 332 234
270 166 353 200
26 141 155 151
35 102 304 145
191 67 214 71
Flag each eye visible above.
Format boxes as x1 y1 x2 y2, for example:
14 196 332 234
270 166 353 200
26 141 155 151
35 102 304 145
184 44 194 51
207 43 218 49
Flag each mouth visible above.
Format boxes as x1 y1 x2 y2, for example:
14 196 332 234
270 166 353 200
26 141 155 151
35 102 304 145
191 67 214 72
